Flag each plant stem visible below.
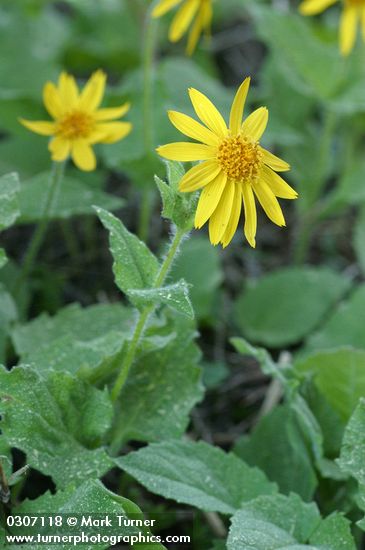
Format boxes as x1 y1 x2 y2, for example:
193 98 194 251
110 227 186 404
137 4 158 242
14 161 65 292
294 109 336 264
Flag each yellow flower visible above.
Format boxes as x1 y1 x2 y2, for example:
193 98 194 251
152 0 212 55
20 70 132 172
299 0 365 55
156 78 297 248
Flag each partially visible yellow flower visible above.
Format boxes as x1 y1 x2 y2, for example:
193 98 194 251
156 78 297 248
20 70 132 172
152 0 212 55
299 0 365 55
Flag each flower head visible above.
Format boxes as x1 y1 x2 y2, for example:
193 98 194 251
299 0 365 55
156 78 297 248
152 0 212 55
20 70 132 171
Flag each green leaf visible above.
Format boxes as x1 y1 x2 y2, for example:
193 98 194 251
117 440 278 515
295 348 365 422
234 404 317 501
155 162 197 231
338 399 365 485
18 172 124 223
305 285 365 354
354 208 365 276
0 283 17 363
155 175 176 220
309 513 356 550
0 172 20 231
95 207 159 294
110 315 203 444
13 480 165 550
128 281 194 319
234 268 350 347
171 236 223 322
11 302 133 377
227 494 355 550
0 365 113 488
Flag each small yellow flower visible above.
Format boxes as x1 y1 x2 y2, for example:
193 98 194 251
299 0 365 55
20 70 132 172
152 0 212 55
156 78 297 248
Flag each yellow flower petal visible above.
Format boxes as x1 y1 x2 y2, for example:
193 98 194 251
194 171 227 228
221 181 242 248
339 4 358 56
168 110 219 146
93 122 132 144
19 119 56 136
49 137 71 161
261 166 298 200
156 142 216 161
208 180 235 245
179 160 221 192
186 13 203 55
79 70 106 111
58 72 79 109
152 0 183 18
43 82 63 119
242 183 257 248
229 77 251 136
253 179 286 227
186 0 212 54
169 0 200 42
71 140 96 172
94 103 130 121
260 147 290 172
241 107 268 141
188 88 227 138
299 0 338 15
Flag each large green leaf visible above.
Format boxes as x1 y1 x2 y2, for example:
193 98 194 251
11 302 133 377
117 440 277 515
295 348 365 422
234 267 350 347
18 172 124 223
96 207 159 294
9 480 165 550
234 404 317 501
338 399 365 486
0 365 113 488
128 281 194 319
0 172 20 231
305 285 365 354
110 315 203 445
227 494 355 550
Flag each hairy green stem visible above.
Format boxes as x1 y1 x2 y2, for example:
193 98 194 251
137 5 158 242
110 227 186 404
13 161 65 293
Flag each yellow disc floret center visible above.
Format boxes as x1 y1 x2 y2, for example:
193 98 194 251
57 110 95 140
217 135 262 181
